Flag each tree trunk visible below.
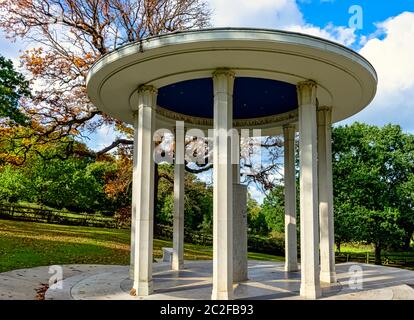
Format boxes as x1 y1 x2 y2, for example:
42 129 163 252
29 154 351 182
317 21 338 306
374 243 382 265
402 233 412 251
336 241 341 253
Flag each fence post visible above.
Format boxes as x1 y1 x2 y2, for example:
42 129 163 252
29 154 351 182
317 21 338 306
346 254 349 262
366 252 369 264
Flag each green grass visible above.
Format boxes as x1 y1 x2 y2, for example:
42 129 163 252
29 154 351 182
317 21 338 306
0 219 283 273
336 242 414 270
337 243 374 253
6 201 111 218
338 243 414 257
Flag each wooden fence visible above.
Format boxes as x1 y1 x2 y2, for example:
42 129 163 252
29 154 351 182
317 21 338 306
335 252 414 269
1 204 412 269
0 203 118 228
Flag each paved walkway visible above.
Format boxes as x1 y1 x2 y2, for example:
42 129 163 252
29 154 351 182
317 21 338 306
1 261 413 300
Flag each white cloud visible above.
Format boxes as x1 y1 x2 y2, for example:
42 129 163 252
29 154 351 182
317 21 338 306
340 12 414 132
208 0 303 28
248 185 266 204
208 0 356 46
208 2 414 132
283 23 356 46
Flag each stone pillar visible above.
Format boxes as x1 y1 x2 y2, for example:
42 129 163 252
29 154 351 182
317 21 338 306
131 85 157 296
297 80 321 299
317 106 337 283
232 129 240 184
233 183 248 283
211 69 234 300
232 130 248 282
283 124 298 272
172 121 185 271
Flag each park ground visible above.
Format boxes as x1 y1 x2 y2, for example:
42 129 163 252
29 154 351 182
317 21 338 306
1 219 413 273
0 219 283 273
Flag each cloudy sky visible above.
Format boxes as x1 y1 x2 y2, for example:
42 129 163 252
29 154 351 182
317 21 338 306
208 0 414 132
1 0 414 202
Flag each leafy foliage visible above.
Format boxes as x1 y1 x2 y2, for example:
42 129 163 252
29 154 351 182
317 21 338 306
246 193 268 235
0 140 117 213
0 165 30 203
332 123 414 261
0 0 211 162
0 55 30 125
261 185 285 234
155 164 213 231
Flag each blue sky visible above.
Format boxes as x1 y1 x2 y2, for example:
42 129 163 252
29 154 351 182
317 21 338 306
208 0 414 201
298 0 414 37
1 1 414 202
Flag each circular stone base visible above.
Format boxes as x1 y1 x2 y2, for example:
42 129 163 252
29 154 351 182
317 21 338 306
44 261 414 300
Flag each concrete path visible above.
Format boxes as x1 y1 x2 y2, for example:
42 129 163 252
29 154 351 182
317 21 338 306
0 265 121 300
1 261 413 300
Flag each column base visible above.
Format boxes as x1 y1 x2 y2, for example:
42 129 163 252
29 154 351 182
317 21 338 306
131 280 153 296
233 274 248 283
211 290 233 300
171 259 184 271
284 263 299 272
300 284 321 299
320 271 337 284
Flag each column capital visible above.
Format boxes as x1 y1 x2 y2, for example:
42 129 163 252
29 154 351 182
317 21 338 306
133 85 158 111
212 69 235 95
317 106 333 127
212 68 235 79
297 80 317 106
297 80 317 90
137 84 158 95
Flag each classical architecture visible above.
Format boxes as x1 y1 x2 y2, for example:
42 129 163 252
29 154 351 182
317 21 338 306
86 28 377 299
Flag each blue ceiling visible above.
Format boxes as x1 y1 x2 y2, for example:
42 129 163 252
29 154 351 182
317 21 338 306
157 77 298 119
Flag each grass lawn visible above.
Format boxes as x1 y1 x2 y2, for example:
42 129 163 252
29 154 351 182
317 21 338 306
338 243 414 257
336 243 414 270
0 219 283 273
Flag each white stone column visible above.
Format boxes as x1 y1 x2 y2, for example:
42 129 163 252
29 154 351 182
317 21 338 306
172 121 185 271
232 129 240 184
233 183 248 283
131 85 157 296
283 124 298 272
232 129 248 283
318 106 337 283
297 80 321 299
211 69 234 300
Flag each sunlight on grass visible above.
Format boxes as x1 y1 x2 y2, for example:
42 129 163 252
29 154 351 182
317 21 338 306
0 219 284 273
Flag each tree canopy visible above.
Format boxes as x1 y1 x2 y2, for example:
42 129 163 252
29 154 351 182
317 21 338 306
0 0 211 164
0 55 30 125
333 123 414 262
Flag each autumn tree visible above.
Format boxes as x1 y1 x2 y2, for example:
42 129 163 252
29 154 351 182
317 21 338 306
0 0 211 164
0 0 290 232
